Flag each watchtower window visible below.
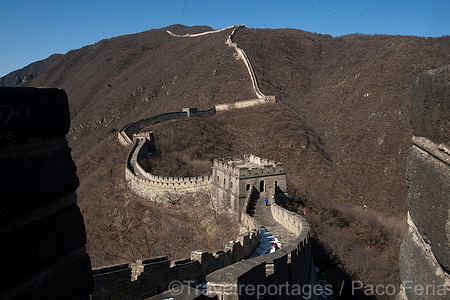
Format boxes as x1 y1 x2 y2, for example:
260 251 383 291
259 180 265 192
246 184 250 191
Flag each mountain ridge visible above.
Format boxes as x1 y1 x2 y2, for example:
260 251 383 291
0 53 63 87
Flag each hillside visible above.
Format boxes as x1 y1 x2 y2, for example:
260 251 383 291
0 53 63 87
13 24 450 296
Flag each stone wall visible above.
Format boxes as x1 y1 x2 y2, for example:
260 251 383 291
118 106 216 146
227 25 265 100
166 25 237 38
166 24 276 110
398 65 450 299
206 190 316 300
0 87 93 300
210 155 287 218
215 96 276 112
125 138 212 203
91 188 260 300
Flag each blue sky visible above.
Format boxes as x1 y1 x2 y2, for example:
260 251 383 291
1 0 448 77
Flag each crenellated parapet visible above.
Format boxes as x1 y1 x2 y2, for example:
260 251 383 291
206 190 316 300
91 187 261 300
125 137 212 203
210 155 287 218
125 133 287 218
213 154 285 180
118 106 216 146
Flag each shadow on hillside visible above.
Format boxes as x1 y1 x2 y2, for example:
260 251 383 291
311 237 375 300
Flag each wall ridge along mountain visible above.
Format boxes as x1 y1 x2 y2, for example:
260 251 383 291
119 25 275 146
166 24 265 100
97 25 318 299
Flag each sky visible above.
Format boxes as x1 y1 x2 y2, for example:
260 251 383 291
1 0 449 77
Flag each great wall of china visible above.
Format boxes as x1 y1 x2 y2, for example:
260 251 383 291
98 24 318 299
2 23 449 300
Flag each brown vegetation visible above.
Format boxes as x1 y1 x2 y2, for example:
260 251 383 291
16 24 450 297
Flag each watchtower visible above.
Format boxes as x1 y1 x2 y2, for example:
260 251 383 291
211 154 286 216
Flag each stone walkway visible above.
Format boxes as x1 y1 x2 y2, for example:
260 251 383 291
251 191 298 247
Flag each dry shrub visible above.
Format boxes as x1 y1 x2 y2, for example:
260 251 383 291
288 182 406 298
85 190 239 267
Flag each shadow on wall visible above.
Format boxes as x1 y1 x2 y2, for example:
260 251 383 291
0 87 93 300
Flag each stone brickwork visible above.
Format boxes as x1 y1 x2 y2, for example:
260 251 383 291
91 188 261 300
226 25 266 100
398 65 450 299
118 106 216 146
206 191 316 300
125 138 212 203
211 155 286 217
125 133 288 219
0 87 93 300
123 123 288 216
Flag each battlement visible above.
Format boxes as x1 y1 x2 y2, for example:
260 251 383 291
213 154 285 179
124 123 287 214
91 187 261 300
206 192 314 300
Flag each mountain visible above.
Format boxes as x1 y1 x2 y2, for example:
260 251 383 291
0 53 63 87
16 25 450 296
163 24 214 35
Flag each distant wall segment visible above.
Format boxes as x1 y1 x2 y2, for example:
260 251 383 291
166 24 275 106
166 25 237 38
118 24 276 145
227 25 265 99
118 106 216 146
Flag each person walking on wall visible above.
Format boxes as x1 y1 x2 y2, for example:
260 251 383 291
265 198 268 206
273 242 279 251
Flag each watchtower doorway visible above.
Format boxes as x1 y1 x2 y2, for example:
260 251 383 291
259 180 265 192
